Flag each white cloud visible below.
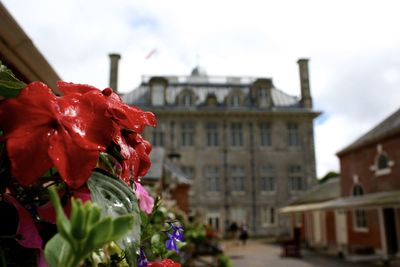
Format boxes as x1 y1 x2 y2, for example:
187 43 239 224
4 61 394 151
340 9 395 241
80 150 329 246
3 0 400 178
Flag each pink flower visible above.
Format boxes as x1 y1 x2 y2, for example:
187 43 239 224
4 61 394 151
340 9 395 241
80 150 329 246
3 194 42 249
135 182 154 214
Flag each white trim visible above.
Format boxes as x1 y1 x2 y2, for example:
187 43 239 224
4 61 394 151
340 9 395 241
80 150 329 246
375 168 391 176
352 209 368 232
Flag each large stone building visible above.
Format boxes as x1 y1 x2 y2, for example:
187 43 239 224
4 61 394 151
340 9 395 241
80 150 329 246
122 59 319 236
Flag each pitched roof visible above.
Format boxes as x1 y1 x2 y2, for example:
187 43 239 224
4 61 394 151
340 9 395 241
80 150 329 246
0 3 61 92
287 177 341 206
337 107 400 156
121 74 300 108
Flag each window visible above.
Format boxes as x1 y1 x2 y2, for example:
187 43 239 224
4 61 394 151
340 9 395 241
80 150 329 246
378 154 389 170
206 94 218 106
261 207 276 227
206 122 219 147
231 165 245 192
181 122 195 147
205 166 219 192
178 90 195 106
230 208 246 224
183 94 193 106
151 122 165 147
258 88 269 107
151 84 165 106
231 123 243 146
287 122 300 146
259 123 272 146
230 95 241 107
370 145 394 176
353 184 367 230
288 165 305 191
260 165 275 192
258 88 268 98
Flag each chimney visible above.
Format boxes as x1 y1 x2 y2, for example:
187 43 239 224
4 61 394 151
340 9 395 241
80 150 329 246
109 53 121 93
297 58 312 108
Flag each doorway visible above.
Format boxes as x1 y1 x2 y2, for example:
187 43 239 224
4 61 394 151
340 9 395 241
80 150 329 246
383 208 398 255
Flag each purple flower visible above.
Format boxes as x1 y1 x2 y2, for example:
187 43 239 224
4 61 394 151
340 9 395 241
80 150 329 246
170 223 184 242
138 247 148 267
165 233 179 253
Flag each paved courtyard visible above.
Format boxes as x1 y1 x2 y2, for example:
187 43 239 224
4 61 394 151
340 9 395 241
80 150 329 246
223 239 400 267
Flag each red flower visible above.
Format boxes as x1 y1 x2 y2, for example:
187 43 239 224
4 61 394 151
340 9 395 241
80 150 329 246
148 259 181 267
57 82 156 182
0 82 114 188
116 131 152 183
57 82 156 132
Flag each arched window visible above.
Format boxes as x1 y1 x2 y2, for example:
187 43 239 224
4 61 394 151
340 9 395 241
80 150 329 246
377 154 389 170
352 184 364 196
371 145 394 176
205 93 218 106
353 184 367 230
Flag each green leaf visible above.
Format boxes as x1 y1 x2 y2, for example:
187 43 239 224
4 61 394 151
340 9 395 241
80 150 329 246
0 62 26 98
48 187 75 247
87 172 141 266
86 217 113 249
44 234 72 267
46 186 135 267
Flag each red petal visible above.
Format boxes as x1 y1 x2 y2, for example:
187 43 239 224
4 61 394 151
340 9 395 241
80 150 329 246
7 130 53 186
58 92 114 151
37 200 56 224
148 259 181 267
57 81 100 95
3 194 42 249
0 82 57 139
48 129 99 189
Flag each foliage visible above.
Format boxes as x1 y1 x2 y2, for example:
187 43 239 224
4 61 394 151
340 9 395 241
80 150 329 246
319 171 339 183
44 187 134 267
0 61 25 97
0 62 183 267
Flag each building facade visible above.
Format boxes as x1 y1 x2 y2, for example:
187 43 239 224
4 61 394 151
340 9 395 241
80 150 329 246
122 59 319 236
282 107 400 262
336 108 400 260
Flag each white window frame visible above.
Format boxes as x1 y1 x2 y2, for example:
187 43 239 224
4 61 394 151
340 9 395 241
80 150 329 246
205 166 219 192
231 123 243 147
261 207 277 227
206 122 219 147
231 165 245 192
369 145 395 177
288 165 305 191
259 122 272 146
352 184 368 231
181 122 195 147
287 122 300 146
260 165 275 193
151 122 165 147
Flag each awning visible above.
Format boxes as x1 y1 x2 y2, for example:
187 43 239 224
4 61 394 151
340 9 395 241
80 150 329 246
280 190 400 213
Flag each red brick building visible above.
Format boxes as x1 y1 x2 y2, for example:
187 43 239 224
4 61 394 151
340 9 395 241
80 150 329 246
282 108 400 262
337 108 400 259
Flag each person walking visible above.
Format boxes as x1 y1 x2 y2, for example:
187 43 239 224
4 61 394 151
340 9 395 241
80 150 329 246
239 224 249 245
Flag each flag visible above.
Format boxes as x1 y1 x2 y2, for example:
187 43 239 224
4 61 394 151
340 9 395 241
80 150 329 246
145 49 157 60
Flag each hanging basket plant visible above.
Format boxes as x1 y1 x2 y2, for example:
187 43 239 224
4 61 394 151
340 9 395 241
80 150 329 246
0 62 183 267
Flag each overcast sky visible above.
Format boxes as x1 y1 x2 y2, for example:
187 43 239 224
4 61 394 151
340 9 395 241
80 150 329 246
3 0 400 178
